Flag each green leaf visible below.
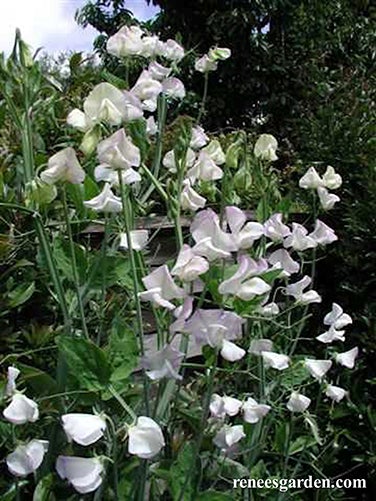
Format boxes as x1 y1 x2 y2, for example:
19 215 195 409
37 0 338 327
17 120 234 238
53 238 87 284
57 336 111 391
107 316 139 383
17 363 57 397
8 281 35 307
170 442 196 501
33 474 55 501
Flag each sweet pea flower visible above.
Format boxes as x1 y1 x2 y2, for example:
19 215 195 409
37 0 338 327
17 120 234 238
6 366 20 396
141 34 160 58
210 394 242 418
181 179 206 211
224 206 264 250
170 296 194 334
7 440 49 477
218 255 271 301
128 416 165 459
283 223 317 251
268 249 300 276
62 414 106 446
285 276 321 304
254 134 278 161
208 47 231 61
183 309 244 347
146 116 158 136
139 265 186 310
148 61 171 81
249 339 274 355
162 77 186 99
220 340 246 362
107 25 145 57
190 126 209 150
3 393 39 424
84 183 122 213
257 302 280 317
94 165 141 186
309 220 338 246
299 167 324 190
84 82 132 125
213 425 245 451
41 147 85 185
335 347 359 369
163 148 196 173
119 230 149 251
66 108 93 132
322 166 342 189
287 392 311 412
317 187 340 210
263 213 291 241
304 359 332 381
261 351 290 371
242 398 271 424
157 39 184 62
141 344 184 381
324 303 352 330
171 244 209 281
131 70 163 111
316 326 346 344
325 384 347 402
97 129 141 171
195 54 218 73
56 456 103 494
122 90 145 121
187 140 225 182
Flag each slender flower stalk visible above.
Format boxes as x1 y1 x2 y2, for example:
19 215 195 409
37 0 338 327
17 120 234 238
197 72 209 124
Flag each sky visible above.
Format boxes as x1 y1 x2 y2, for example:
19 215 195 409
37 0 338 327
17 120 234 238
0 0 160 54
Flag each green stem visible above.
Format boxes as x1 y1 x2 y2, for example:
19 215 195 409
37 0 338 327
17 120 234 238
197 73 209 124
61 187 89 339
140 163 169 203
117 171 150 415
97 213 110 345
109 385 137 421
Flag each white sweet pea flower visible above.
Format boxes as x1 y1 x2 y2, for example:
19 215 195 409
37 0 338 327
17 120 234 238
210 394 242 418
190 126 209 150
195 54 218 73
131 70 163 109
304 359 332 381
187 140 225 182
128 416 165 459
67 108 93 132
263 213 291 241
218 255 271 301
325 384 347 402
225 206 264 249
148 61 171 81
261 351 290 370
56 456 103 494
317 187 340 210
181 179 206 211
141 35 160 58
157 39 185 62
7 440 48 477
268 249 300 276
162 77 186 99
41 147 85 185
171 244 209 282
122 90 144 121
324 303 352 330
62 414 106 446
299 167 324 190
249 339 273 355
119 230 149 251
322 166 342 189
97 129 141 171
146 116 158 136
220 340 246 362
84 183 122 213
309 220 338 246
162 148 196 173
208 47 231 61
283 223 317 251
6 366 20 396
139 265 186 310
3 393 39 424
169 296 194 334
285 275 321 304
84 83 131 126
107 25 145 57
287 392 311 412
242 398 271 424
141 344 184 381
213 425 245 451
94 165 141 186
254 134 278 161
316 326 346 344
335 347 359 369
257 302 280 317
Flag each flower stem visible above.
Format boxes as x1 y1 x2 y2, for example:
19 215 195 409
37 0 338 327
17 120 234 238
197 73 209 124
109 385 137 422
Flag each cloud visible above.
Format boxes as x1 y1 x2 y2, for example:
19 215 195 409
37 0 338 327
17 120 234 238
0 0 159 54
